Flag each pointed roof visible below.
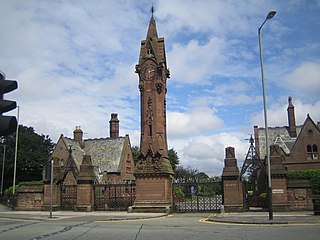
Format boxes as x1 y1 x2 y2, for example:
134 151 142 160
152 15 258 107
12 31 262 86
62 146 79 180
138 16 166 66
146 16 158 39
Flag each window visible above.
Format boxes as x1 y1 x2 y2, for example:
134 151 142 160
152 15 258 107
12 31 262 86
126 160 132 173
312 145 318 159
307 144 319 159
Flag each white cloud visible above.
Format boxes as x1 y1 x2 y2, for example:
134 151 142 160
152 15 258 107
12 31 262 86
167 107 224 138
168 37 227 84
250 98 320 128
168 132 248 176
282 62 320 97
210 80 261 107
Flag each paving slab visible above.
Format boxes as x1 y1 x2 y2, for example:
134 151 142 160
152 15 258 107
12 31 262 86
208 211 320 225
0 206 166 221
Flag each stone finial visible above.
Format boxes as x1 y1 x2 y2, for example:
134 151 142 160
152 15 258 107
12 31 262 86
222 146 239 178
226 147 235 159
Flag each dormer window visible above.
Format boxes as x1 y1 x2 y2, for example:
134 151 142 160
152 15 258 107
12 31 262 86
307 144 318 159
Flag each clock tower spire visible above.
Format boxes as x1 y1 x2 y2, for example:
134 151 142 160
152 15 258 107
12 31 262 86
135 13 172 174
133 10 173 213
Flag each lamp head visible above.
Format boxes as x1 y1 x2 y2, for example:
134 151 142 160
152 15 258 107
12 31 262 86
266 10 276 20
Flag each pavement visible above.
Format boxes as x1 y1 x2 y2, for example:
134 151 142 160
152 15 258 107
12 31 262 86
1 204 319 224
0 204 166 221
207 211 320 225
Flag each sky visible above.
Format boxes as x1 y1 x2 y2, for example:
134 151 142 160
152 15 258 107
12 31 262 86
1 0 320 176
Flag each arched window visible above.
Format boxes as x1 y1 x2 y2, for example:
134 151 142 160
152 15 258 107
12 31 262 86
312 145 318 159
307 144 318 159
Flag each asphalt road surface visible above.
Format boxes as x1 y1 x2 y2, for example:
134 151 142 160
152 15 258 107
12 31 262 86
0 213 319 240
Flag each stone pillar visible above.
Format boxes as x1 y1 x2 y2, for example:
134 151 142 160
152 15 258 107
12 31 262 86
76 155 96 211
133 148 173 213
133 173 173 213
222 147 245 212
269 145 289 211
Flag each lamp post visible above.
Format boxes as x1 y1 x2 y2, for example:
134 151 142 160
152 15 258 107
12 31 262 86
50 159 53 218
258 10 276 221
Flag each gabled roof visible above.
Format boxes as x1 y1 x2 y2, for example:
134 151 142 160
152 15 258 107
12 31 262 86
256 114 320 159
289 114 320 153
61 136 125 173
256 125 302 159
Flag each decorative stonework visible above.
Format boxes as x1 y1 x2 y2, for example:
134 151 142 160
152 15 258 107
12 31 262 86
136 145 164 173
156 83 162 94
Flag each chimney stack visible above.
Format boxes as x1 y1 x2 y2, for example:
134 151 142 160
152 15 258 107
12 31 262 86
73 126 83 143
109 113 119 138
287 96 297 137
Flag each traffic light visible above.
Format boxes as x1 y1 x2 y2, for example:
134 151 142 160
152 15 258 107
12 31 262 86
0 71 18 136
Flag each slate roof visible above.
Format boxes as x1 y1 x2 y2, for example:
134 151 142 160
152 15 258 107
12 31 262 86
62 137 125 174
256 126 302 159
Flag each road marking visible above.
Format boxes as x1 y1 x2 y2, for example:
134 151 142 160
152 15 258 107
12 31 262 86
30 221 91 240
95 214 173 223
0 217 41 222
199 218 320 226
0 221 38 234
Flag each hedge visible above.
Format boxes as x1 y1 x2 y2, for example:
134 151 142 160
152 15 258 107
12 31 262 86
287 170 320 194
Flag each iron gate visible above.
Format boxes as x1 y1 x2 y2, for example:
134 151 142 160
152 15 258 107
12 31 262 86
173 178 223 212
61 184 77 210
94 182 136 211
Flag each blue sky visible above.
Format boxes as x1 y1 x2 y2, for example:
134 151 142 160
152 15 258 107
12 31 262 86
1 0 320 176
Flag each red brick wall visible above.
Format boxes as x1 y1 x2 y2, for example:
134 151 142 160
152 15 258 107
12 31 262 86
287 179 313 211
16 185 43 211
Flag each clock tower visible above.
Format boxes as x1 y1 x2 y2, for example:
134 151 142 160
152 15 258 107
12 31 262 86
132 13 174 213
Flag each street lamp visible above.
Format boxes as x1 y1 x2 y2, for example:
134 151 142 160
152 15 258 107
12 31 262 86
258 10 276 221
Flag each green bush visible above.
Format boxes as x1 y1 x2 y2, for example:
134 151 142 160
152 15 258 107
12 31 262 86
287 170 320 194
259 192 267 198
4 186 19 197
3 181 43 197
174 186 185 197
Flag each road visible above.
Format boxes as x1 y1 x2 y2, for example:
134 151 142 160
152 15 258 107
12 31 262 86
0 213 319 240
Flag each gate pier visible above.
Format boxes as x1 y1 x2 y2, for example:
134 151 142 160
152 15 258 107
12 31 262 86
76 155 96 211
222 147 245 212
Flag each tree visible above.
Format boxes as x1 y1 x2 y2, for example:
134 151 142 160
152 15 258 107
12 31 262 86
174 165 199 179
131 145 140 164
0 125 55 191
196 172 209 180
168 148 179 172
131 146 180 172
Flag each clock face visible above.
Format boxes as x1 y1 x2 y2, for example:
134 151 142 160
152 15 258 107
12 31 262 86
142 64 156 81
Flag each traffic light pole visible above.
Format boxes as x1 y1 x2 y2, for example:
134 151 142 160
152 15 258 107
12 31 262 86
0 144 5 196
12 106 19 195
